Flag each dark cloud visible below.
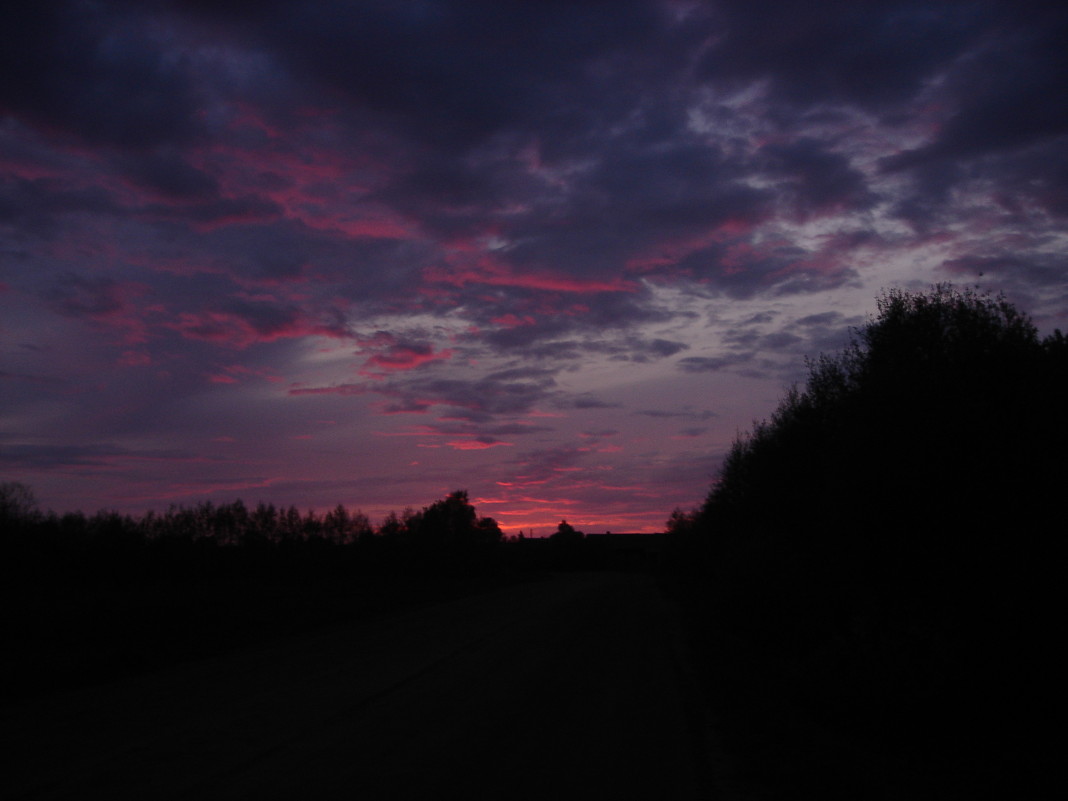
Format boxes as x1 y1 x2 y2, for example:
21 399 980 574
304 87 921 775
495 141 769 285
941 255 1067 287
483 366 559 384
760 331 802 350
170 0 676 148
143 195 283 227
0 4 202 149
676 427 708 438
0 441 195 470
560 394 620 410
756 138 876 218
634 409 716 421
356 368 560 424
505 446 588 486
43 274 128 319
0 369 63 386
0 176 122 233
385 419 556 446
475 304 690 367
881 11 1068 170
122 151 220 200
869 7 1068 233
677 354 753 373
698 0 990 109
582 429 620 438
795 312 845 328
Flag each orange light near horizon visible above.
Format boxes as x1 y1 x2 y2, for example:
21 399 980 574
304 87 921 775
493 513 663 537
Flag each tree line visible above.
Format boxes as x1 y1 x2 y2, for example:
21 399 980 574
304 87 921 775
0 484 604 701
663 285 1065 791
1 487 501 552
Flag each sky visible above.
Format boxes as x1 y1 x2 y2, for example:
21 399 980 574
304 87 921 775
3 1 1067 534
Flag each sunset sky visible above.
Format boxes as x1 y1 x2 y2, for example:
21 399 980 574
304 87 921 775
3 1 1067 533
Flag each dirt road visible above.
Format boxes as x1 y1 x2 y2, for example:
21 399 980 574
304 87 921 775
2 573 719 800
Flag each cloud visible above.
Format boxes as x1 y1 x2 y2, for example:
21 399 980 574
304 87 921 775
0 4 202 149
0 441 205 470
289 383 367 398
357 335 454 377
755 138 876 219
697 0 988 109
634 408 716 421
3 0 1067 530
44 274 127 319
168 298 347 349
559 394 620 411
882 18 1068 170
503 446 589 487
674 427 708 439
121 150 220 200
173 0 678 149
677 354 754 373
446 437 512 451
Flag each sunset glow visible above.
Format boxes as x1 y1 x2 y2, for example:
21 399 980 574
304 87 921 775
3 2 1067 531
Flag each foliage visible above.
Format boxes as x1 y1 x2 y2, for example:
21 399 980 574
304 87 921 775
407 490 502 549
0 481 38 526
670 285 1066 766
549 519 584 542
0 487 516 702
1 488 508 558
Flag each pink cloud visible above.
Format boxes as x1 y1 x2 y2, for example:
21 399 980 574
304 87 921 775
189 105 409 241
373 425 443 437
185 201 283 232
767 249 853 282
169 310 349 349
625 217 760 273
358 339 453 377
314 216 410 239
119 350 152 367
495 478 551 488
207 364 283 384
288 383 366 396
491 313 537 328
48 275 154 346
170 312 262 346
425 254 636 293
446 439 513 450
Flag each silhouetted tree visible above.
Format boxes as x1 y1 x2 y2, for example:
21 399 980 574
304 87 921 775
473 515 503 545
403 490 503 550
550 520 584 542
378 510 405 541
1 483 531 705
0 481 38 526
671 285 1065 772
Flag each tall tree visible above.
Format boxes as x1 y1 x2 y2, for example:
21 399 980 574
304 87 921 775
673 285 1065 764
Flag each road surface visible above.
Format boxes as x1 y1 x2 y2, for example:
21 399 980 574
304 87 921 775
2 573 724 800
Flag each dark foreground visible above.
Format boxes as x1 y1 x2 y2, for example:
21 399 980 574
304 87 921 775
3 573 722 800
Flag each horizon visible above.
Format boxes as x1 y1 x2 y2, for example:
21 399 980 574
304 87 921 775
3 2 1067 533
12 485 663 539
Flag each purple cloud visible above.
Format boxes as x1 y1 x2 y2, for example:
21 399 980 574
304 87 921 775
2 1 1066 530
